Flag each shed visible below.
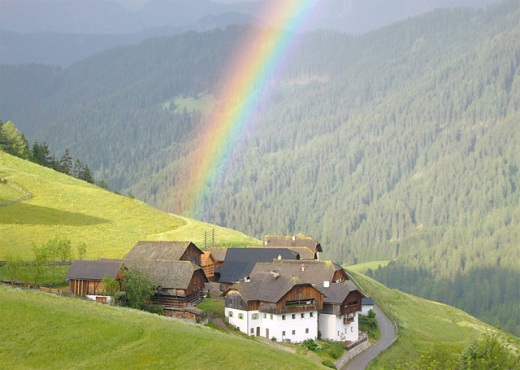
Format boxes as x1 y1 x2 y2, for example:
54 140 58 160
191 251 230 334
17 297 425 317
66 260 125 297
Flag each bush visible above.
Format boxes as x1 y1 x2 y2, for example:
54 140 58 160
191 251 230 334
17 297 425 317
271 337 277 342
321 359 336 369
303 339 319 351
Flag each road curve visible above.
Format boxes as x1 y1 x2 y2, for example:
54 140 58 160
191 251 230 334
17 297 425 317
341 305 397 370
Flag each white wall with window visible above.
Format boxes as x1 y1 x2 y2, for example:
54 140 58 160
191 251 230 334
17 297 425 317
264 310 318 343
319 312 359 342
225 307 319 343
224 307 249 334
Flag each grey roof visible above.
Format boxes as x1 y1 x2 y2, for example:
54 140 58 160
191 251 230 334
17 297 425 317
362 297 374 305
66 260 124 280
124 260 206 290
226 275 316 303
124 241 202 262
316 280 360 304
206 247 228 262
248 245 317 260
219 248 299 283
263 234 323 252
249 259 346 286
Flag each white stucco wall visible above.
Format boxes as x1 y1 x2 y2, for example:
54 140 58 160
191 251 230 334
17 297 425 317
269 310 318 343
224 308 318 343
319 312 359 342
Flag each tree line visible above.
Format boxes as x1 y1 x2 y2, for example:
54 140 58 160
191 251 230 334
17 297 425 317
0 120 105 187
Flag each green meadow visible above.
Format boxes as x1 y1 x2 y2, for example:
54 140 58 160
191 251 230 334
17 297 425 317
0 152 258 260
345 269 519 368
0 286 321 370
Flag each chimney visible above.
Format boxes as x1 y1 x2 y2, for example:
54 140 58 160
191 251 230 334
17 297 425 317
323 281 330 288
270 270 280 279
264 240 268 246
301 264 305 272
292 235 296 241
277 254 282 260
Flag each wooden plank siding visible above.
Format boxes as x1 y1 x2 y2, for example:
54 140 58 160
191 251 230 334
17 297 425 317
180 244 203 266
341 291 363 315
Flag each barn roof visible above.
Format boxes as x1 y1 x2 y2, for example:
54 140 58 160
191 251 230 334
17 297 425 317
219 248 299 284
263 234 323 252
124 260 206 290
249 259 346 286
124 241 202 262
66 260 124 281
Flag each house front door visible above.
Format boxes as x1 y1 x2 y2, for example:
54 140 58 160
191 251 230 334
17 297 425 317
266 328 269 339
256 327 260 336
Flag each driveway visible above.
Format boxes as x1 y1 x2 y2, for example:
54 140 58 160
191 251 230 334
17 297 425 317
340 306 397 370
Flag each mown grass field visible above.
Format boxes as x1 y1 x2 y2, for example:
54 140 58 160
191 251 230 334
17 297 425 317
345 268 519 368
0 152 259 260
0 285 322 370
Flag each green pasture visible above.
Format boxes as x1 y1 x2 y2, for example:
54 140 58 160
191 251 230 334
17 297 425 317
346 260 390 274
345 269 517 368
0 286 322 369
0 152 259 260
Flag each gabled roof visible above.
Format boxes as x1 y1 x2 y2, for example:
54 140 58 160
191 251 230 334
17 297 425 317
201 252 216 266
66 260 124 281
206 247 227 262
219 248 299 283
226 276 316 304
124 241 202 262
249 259 345 286
316 280 361 304
263 234 323 252
124 260 206 290
362 297 374 305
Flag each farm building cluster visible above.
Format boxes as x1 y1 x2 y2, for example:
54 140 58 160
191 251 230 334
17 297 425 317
65 234 370 344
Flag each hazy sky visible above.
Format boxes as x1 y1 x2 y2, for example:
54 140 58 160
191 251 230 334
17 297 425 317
115 0 258 10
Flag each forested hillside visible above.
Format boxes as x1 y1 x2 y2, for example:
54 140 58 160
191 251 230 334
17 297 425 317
0 1 519 334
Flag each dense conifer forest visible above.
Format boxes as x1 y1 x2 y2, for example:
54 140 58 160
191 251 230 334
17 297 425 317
1 1 519 334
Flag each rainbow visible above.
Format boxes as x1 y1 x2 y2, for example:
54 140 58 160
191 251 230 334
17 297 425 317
182 0 321 218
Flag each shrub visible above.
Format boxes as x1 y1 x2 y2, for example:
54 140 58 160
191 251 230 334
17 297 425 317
303 339 318 351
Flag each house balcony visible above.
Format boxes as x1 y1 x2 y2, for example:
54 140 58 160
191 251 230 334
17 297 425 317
259 302 318 315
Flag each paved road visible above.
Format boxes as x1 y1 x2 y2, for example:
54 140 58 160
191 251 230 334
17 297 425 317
341 306 397 370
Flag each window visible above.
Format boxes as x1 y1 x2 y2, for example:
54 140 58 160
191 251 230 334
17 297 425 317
292 330 295 335
228 311 233 317
252 313 259 320
238 313 244 320
270 314 273 320
250 328 254 334
305 328 309 334
310 312 314 317
263 313 266 319
282 331 286 336
301 313 305 319
292 314 296 319
282 315 286 320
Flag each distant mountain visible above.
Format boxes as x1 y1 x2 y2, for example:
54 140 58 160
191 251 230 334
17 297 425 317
0 1 518 335
0 0 502 66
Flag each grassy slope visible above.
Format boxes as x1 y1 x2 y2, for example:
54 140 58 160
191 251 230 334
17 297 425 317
345 268 519 368
0 285 321 370
0 152 259 260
